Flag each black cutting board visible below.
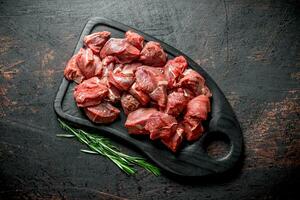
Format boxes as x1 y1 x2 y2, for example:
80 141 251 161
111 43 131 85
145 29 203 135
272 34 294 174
54 17 243 177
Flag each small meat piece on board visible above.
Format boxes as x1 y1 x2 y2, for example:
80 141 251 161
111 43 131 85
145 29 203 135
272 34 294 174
100 38 140 64
108 71 135 91
135 66 163 93
185 95 211 120
149 83 167 108
125 30 144 50
177 69 205 96
125 108 157 134
84 102 120 123
121 93 141 115
74 77 108 107
106 85 121 104
122 62 142 75
101 56 116 78
83 31 111 54
164 56 188 88
76 48 102 79
129 82 150 106
140 41 167 67
64 53 84 84
165 91 189 117
161 125 184 152
145 111 178 140
183 95 210 141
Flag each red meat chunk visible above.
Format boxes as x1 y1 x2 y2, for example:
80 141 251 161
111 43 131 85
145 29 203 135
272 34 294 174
145 112 178 140
108 71 135 91
183 95 210 141
106 85 121 104
125 108 157 134
101 56 116 78
84 102 120 124
73 77 108 107
185 95 211 120
76 48 103 79
121 93 141 115
122 62 142 75
140 41 167 67
165 91 189 117
177 69 205 96
149 83 167 108
64 53 84 84
161 125 184 152
129 82 150 106
164 56 188 88
83 31 111 54
100 38 140 64
135 66 164 93
125 30 144 50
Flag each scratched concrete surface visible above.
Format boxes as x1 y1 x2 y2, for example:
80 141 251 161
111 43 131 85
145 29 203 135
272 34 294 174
0 0 299 199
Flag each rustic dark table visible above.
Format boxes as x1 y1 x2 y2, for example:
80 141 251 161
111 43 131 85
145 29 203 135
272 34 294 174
0 0 299 199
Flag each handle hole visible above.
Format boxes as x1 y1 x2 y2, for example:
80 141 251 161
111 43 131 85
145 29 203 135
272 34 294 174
203 132 231 160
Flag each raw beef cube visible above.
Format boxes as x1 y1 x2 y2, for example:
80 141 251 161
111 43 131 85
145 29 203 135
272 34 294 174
161 125 184 152
164 56 188 88
145 112 178 140
106 85 121 103
165 91 189 117
125 30 144 50
183 117 204 141
185 95 211 120
83 31 111 54
64 53 84 84
135 66 161 93
100 38 140 64
149 83 167 108
177 69 205 96
76 48 102 79
121 93 141 115
84 102 120 123
122 62 142 75
183 95 210 141
125 108 157 134
108 71 135 91
129 82 150 106
139 41 167 67
73 77 108 107
101 56 116 77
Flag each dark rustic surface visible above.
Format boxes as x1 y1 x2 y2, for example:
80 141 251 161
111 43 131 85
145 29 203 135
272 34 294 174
0 0 299 199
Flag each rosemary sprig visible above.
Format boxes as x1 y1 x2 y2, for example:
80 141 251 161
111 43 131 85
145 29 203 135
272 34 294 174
57 118 160 176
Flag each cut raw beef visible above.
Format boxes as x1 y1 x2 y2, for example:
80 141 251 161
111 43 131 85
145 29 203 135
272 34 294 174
122 62 142 75
129 82 150 106
185 95 210 120
165 91 189 117
83 31 111 53
121 93 141 115
149 83 167 108
125 30 144 50
84 102 120 123
73 77 108 107
101 56 116 78
145 112 178 140
135 66 164 93
64 53 84 84
106 85 121 103
177 69 205 96
183 95 210 141
140 41 167 67
164 56 188 88
125 108 157 134
100 38 140 64
108 71 135 91
76 48 102 79
161 125 184 152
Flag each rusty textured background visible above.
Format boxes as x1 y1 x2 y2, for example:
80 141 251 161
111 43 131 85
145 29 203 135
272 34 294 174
0 0 299 199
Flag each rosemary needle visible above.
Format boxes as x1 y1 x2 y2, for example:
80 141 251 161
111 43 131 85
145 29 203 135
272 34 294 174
57 118 160 176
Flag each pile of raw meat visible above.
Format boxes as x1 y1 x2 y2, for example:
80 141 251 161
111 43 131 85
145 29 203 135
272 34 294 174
64 30 211 152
